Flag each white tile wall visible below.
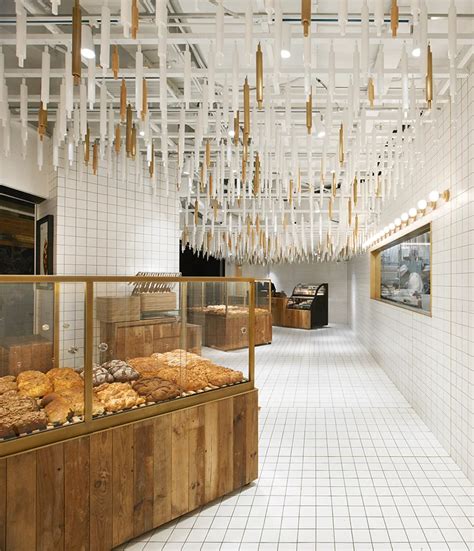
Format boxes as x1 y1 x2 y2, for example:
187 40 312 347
232 262 349 324
38 150 181 367
348 67 474 483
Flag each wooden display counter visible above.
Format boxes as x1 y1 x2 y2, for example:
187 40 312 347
0 389 258 551
271 297 314 330
100 317 202 362
188 310 272 351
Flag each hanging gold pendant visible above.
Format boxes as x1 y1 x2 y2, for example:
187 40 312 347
141 77 148 121
301 0 311 37
368 77 375 107
256 43 264 109
120 78 127 122
391 0 399 37
112 45 119 79
306 89 312 134
125 104 132 156
114 124 121 153
243 77 250 143
38 103 47 140
426 43 433 108
92 139 98 174
131 0 139 40
72 0 82 85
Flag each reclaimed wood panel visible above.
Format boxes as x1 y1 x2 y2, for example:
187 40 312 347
188 405 206 510
171 409 189 519
133 421 154 536
204 401 219 503
1 391 258 551
0 459 6 551
153 414 172 526
245 391 259 484
232 394 247 489
89 431 113 551
6 452 37 551
64 438 90 551
36 445 65 551
217 399 234 496
112 425 134 547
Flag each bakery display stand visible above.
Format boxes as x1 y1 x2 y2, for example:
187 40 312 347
273 284 329 329
0 275 259 551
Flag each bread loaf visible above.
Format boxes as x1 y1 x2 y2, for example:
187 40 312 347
17 370 53 398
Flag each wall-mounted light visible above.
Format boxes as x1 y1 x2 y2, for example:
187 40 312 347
417 198 427 213
408 207 418 219
401 212 409 223
281 24 292 59
394 217 402 227
81 24 95 59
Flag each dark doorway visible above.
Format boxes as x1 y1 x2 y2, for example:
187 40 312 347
179 243 225 277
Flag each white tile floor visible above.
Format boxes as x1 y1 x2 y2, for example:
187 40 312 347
117 326 473 551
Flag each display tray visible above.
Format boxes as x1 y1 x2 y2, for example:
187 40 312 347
0 350 246 442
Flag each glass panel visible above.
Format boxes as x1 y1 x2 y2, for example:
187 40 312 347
380 228 431 313
0 282 85 441
91 279 250 418
255 279 272 311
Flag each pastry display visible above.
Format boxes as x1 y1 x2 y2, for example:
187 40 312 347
102 360 139 383
0 376 17 395
133 377 182 402
0 390 47 436
17 370 53 398
0 390 39 414
0 421 15 439
191 305 268 317
95 382 145 412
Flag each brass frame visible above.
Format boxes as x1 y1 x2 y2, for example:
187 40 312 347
370 223 432 317
0 275 257 458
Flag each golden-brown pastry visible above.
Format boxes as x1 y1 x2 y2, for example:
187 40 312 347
0 420 15 438
47 368 83 391
41 393 73 424
17 370 53 398
133 377 182 402
12 410 48 434
0 376 17 395
127 357 165 378
0 390 39 414
95 382 145 412
155 366 208 392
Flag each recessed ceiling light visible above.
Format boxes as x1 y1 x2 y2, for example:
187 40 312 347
228 129 235 138
281 23 291 59
411 46 421 57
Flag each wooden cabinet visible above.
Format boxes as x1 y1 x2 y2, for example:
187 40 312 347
0 335 53 376
188 311 272 351
99 318 202 362
0 390 258 551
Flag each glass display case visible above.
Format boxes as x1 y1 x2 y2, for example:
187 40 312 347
186 280 272 350
0 275 255 456
285 283 329 329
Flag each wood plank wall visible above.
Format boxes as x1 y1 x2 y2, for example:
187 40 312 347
0 390 258 551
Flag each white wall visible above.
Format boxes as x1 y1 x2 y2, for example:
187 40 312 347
0 123 52 199
38 149 180 368
230 261 348 324
348 69 473 482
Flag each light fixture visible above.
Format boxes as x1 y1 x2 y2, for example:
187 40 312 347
228 128 235 138
417 198 427 211
317 128 326 138
408 207 417 218
139 129 145 137
428 190 440 203
401 212 409 222
389 222 395 232
412 45 421 58
412 24 421 57
281 24 291 59
383 226 389 235
81 24 95 59
395 218 402 227
72 0 82 84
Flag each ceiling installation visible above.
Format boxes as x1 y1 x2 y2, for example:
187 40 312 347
0 1 472 264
